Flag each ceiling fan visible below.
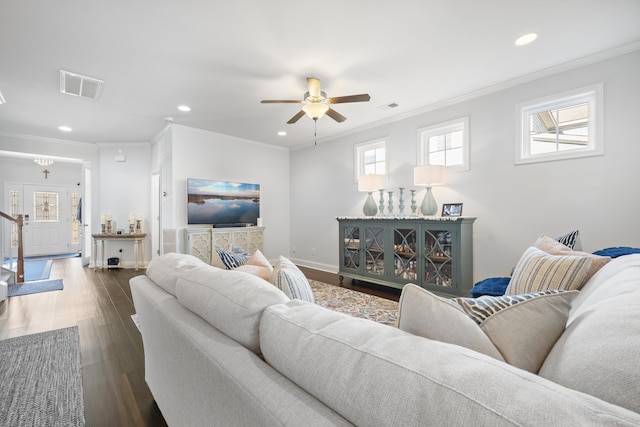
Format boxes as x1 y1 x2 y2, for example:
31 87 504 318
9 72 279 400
261 77 370 124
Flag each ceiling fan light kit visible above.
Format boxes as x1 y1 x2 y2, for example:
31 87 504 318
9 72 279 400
262 77 370 125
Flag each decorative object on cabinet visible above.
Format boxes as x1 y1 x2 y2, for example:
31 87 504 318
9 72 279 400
357 174 384 216
378 189 385 216
185 226 264 266
442 203 463 217
410 190 417 216
413 165 445 216
337 216 475 298
387 191 394 216
398 188 405 216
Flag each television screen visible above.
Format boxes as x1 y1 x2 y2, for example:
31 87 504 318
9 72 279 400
187 178 260 226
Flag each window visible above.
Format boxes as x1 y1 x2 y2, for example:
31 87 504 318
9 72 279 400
418 117 469 170
354 138 387 181
516 83 603 164
33 192 59 222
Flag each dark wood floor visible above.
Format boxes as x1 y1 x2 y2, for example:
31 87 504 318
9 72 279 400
0 257 398 426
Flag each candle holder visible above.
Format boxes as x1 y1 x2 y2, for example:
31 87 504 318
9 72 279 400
101 223 106 234
136 219 142 234
398 187 405 216
378 189 385 216
387 191 394 216
106 220 112 234
410 190 418 216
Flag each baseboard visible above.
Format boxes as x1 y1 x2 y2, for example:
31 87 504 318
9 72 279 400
287 257 337 274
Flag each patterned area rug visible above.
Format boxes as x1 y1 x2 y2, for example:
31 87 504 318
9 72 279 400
0 327 85 426
310 280 398 326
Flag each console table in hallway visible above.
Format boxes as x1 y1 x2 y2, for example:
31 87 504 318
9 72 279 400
92 233 147 270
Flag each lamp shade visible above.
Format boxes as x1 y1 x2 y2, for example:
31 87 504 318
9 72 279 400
302 102 329 119
358 174 385 192
413 165 445 186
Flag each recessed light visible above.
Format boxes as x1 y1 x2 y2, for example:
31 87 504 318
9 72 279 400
515 33 538 46
277 131 287 136
58 125 72 132
178 105 191 112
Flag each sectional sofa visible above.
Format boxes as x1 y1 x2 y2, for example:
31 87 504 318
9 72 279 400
131 251 640 426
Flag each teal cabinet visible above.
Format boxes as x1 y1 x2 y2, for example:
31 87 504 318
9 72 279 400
337 217 476 297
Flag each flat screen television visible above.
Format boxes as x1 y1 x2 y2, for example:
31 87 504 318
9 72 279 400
187 178 260 227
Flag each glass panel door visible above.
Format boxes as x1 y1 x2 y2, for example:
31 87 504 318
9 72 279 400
423 229 453 288
393 227 418 281
364 226 384 276
341 225 360 271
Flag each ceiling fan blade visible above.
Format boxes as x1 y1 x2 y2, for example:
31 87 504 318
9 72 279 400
287 110 306 124
261 100 302 103
329 94 371 104
307 77 322 98
326 108 347 123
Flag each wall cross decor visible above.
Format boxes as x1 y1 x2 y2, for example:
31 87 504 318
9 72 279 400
43 169 50 179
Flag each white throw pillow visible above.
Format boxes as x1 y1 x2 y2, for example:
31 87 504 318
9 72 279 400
398 283 578 373
235 249 273 280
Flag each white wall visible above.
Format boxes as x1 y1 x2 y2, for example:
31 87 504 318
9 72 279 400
98 143 152 265
166 125 290 260
290 50 640 282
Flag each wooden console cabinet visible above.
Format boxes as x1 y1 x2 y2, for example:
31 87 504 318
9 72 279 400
185 226 264 265
337 217 475 297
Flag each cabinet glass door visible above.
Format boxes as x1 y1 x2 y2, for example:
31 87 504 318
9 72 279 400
423 229 453 288
364 226 385 276
341 225 360 271
393 227 418 281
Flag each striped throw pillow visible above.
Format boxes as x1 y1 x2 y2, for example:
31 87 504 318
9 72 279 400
505 246 592 295
215 247 250 269
270 256 315 303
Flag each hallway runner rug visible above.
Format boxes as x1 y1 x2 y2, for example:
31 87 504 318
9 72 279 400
8 279 63 297
0 326 85 427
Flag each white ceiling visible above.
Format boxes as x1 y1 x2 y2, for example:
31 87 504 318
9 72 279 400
1 0 639 149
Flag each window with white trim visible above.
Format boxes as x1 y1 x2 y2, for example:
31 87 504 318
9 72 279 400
418 117 469 170
354 138 387 181
515 83 603 164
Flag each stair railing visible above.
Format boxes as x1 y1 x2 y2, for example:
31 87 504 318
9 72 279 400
0 211 24 283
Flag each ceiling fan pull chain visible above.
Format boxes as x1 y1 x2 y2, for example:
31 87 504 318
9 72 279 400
314 118 317 145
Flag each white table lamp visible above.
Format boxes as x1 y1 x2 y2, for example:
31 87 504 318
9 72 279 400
358 174 385 216
413 165 445 216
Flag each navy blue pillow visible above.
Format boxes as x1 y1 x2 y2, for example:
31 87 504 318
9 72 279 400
470 277 511 298
592 247 640 258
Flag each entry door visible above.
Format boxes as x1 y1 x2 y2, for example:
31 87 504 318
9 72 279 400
23 185 69 256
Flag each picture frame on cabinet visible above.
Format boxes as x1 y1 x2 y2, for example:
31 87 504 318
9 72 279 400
442 203 463 217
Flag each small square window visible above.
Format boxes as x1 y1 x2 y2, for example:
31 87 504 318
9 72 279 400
354 138 387 182
418 117 469 171
516 83 603 164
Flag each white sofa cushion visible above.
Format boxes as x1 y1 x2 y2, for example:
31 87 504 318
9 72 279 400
176 266 289 354
539 254 640 413
398 283 577 373
260 300 640 426
145 253 209 296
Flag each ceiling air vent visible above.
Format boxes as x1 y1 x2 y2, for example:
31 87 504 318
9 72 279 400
378 102 399 110
59 70 104 100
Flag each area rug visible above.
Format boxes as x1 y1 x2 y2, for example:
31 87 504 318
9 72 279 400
24 259 53 282
8 279 63 297
0 327 85 427
310 280 398 326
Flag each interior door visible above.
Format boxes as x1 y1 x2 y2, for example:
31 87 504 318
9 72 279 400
23 184 69 256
